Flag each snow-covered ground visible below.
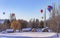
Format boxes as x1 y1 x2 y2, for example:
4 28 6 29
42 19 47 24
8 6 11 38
0 32 58 38
0 28 59 38
0 28 58 38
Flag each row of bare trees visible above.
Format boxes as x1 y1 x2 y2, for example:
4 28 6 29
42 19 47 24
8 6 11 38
0 19 44 32
46 15 60 32
28 19 44 28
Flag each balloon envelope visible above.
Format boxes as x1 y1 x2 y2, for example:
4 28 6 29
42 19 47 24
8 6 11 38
47 5 53 12
40 9 43 13
12 13 15 16
41 17 43 19
3 12 5 15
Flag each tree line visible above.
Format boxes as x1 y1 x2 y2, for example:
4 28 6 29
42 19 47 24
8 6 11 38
0 19 44 32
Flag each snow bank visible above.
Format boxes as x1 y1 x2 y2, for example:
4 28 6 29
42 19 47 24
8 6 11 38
0 32 57 38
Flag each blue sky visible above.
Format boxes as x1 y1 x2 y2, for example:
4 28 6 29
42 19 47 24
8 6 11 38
0 0 59 21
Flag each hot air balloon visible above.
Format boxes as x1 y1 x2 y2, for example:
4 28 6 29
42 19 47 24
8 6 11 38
47 5 53 12
40 9 43 13
3 12 5 15
11 13 15 16
41 17 43 19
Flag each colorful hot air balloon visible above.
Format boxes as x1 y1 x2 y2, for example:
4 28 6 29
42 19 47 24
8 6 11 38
40 9 43 13
41 17 43 19
47 5 53 12
12 13 15 16
3 12 5 15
